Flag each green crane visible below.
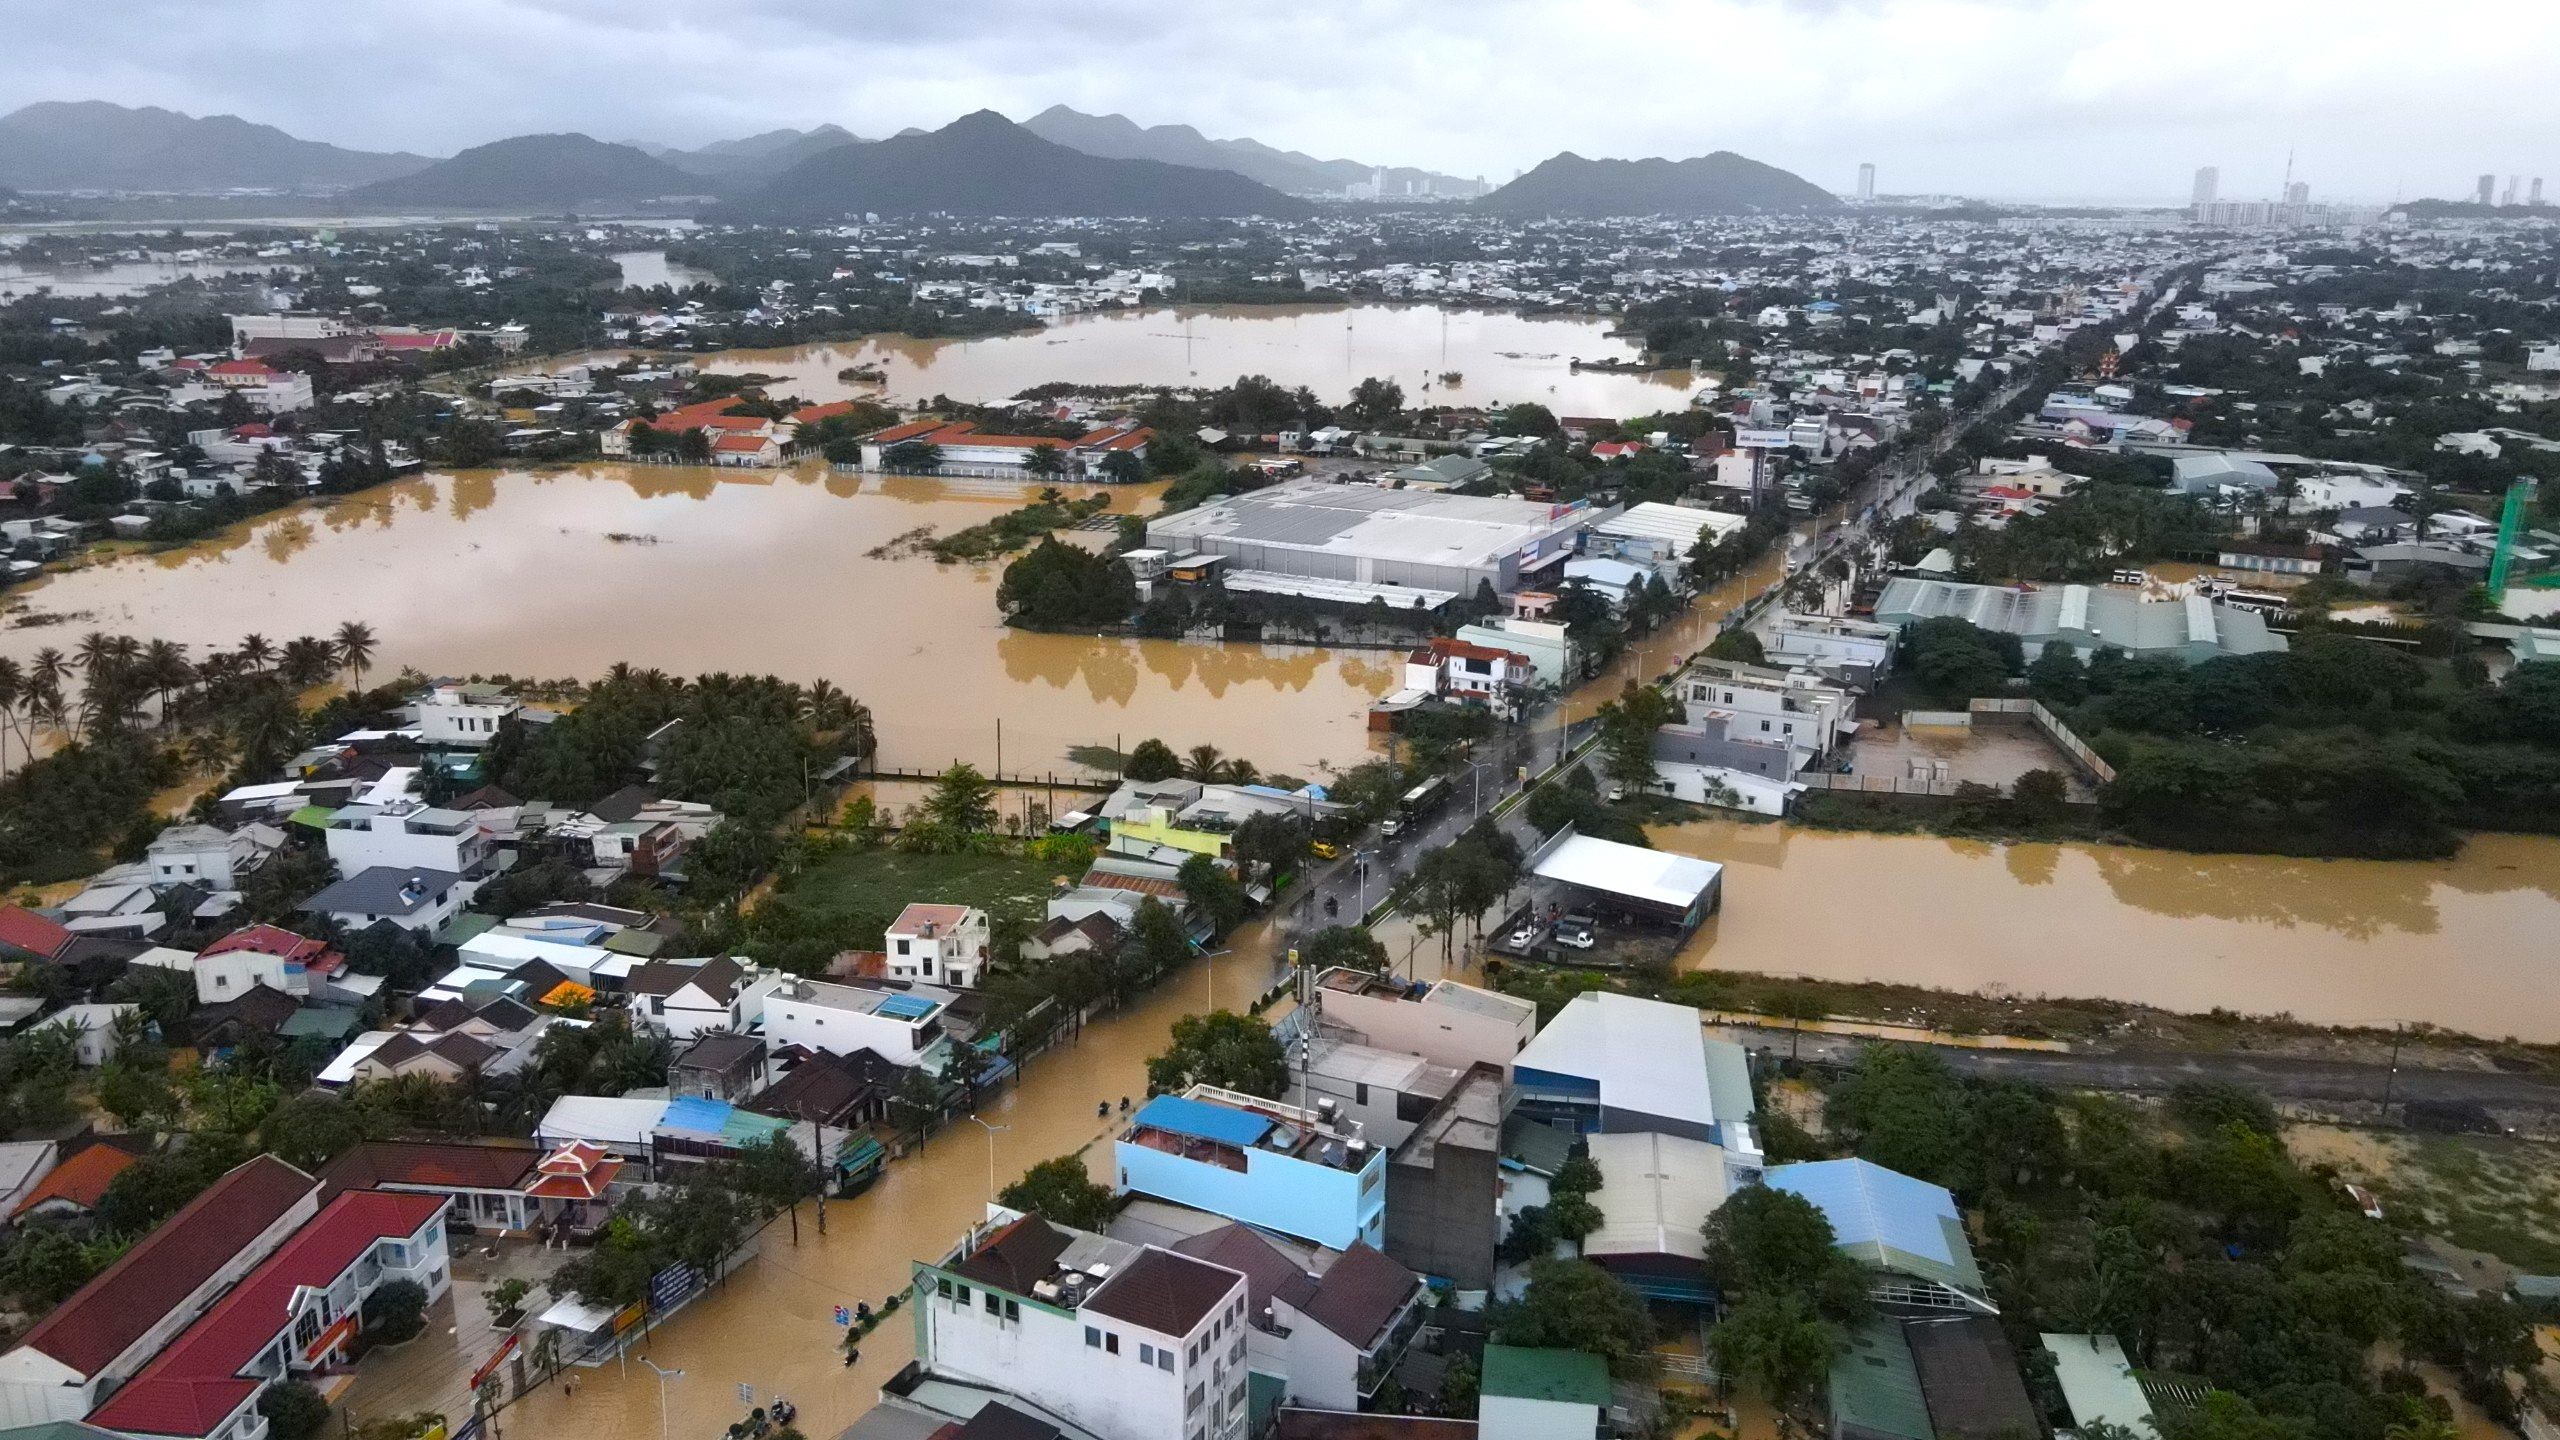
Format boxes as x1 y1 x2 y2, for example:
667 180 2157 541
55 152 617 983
2485 478 2535 605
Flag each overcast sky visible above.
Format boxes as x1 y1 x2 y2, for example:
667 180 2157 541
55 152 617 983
7 0 2552 205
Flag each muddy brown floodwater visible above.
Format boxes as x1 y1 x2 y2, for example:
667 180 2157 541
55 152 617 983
1647 820 2560 1041
691 303 1700 413
0 467 1399 778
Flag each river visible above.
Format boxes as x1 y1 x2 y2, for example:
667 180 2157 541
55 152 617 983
613 249 719 290
688 303 1700 413
0 466 1397 779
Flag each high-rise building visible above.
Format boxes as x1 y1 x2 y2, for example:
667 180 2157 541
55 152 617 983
2479 173 2497 206
2534 177 2547 207
1857 162 1876 202
2284 180 2310 205
2192 166 2220 206
2504 175 2522 206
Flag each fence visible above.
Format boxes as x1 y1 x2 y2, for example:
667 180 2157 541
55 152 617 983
1796 770 1975 798
1969 697 2116 784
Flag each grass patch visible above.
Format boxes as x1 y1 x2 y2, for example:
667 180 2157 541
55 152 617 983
1790 788 2108 844
771 847 1077 944
2291 1127 2560 1273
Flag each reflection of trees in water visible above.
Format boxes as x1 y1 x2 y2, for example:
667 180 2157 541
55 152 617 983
1145 642 1327 699
1647 819 1794 871
1336 656 1397 693
997 631 1143 708
447 472 496 522
2004 844 2060 887
2081 844 2440 941
260 517 315 564
2427 834 2560 904
610 464 719 502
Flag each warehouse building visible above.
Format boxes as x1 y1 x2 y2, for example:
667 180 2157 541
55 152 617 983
1145 480 1595 604
1873 576 2287 663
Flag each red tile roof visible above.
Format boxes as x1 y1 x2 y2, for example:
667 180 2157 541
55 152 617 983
89 1190 445 1438
18 1156 317 1377
1591 441 1646 459
12 1143 137 1218
789 401 861 425
863 417 946 445
0 905 75 959
372 330 456 350
712 433 774 453
202 924 344 976
206 359 278 378
316 1140 539 1199
643 398 752 433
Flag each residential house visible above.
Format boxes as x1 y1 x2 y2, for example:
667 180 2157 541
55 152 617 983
35 1005 140 1069
1116 1088 1387 1251
1401 638 1533 716
11 1142 138 1227
185 925 347 1005
670 1033 769 1102
1673 658 1858 770
886 905 991 989
143 825 279 892
910 1211 1252 1440
1762 613 1897 682
1382 1062 1506 1292
747 974 952 1069
320 802 492 880
627 956 751 1041
1309 968 1536 1076
315 1139 544 1235
299 866 466 938
413 683 518 748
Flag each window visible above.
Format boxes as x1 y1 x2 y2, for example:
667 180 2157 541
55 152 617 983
983 1291 999 1315
1140 1343 1157 1367
1353 1082 1369 1106
1760 719 1771 732
1106 1333 1119 1355
293 1308 322 1350
1003 1299 1019 1322
955 1285 971 1306
940 1279 956 1299
1156 1348 1173 1372
1229 1338 1244 1364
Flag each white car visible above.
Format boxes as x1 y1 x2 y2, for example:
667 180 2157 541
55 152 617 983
1506 923 1540 948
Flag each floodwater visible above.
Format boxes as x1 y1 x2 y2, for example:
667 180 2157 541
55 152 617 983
474 921 1290 1440
692 304 1701 413
612 249 718 291
0 466 1399 778
1648 820 2560 1041
0 257 302 298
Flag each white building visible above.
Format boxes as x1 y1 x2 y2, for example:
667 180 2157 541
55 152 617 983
1452 617 1572 689
628 956 752 1042
321 801 492 880
1674 657 1859 767
415 682 519 748
915 1209 1253 1440
746 973 952 1067
885 904 991 989
1309 968 1536 1075
184 925 346 1005
1762 613 1898 680
145 823 277 891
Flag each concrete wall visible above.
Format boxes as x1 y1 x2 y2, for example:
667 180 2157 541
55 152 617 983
1386 1132 1501 1291
1115 1141 1385 1251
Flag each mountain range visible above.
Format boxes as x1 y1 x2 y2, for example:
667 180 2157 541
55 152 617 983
1019 106 1482 197
726 111 1307 220
1480 150 1840 216
345 134 704 210
0 100 429 192
637 124 867 186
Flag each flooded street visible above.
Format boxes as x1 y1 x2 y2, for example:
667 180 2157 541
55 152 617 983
491 924 1289 1440
691 303 1700 412
1647 821 2560 1041
0 466 1397 777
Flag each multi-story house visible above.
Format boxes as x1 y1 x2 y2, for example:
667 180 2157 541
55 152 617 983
743 973 953 1067
912 1211 1253 1440
885 904 991 989
1116 1087 1387 1251
1310 967 1536 1075
320 801 493 881
1672 657 1858 770
414 683 519 748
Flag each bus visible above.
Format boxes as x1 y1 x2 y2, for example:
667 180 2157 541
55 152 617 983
1388 777 1451 835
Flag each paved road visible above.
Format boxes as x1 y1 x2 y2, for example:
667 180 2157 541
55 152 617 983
1717 1023 2560 1112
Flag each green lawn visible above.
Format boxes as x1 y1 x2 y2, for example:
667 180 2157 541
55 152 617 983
773 848 1077 939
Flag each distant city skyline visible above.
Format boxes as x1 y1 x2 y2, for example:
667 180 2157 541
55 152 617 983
1 0 2551 206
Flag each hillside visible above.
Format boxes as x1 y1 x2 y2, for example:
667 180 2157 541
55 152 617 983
1482 149 1839 216
1022 105 1480 197
732 110 1307 220
345 133 702 211
655 125 865 185
0 100 429 192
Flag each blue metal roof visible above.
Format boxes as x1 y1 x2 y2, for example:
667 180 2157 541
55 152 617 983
658 1095 732 1135
876 993 938 1020
1132 1093 1273 1149
1767 1158 1968 1274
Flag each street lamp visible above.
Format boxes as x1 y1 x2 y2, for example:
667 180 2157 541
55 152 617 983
967 1115 1008 1200
639 1358 684 1440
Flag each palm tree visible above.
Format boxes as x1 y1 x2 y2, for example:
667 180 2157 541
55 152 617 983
278 637 336 689
188 729 234 779
73 630 118 676
27 648 69 736
1183 744 1225 782
333 621 378 691
236 633 274 672
0 657 21 774
139 639 191 726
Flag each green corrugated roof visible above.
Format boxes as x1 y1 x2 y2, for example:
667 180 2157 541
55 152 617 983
1502 1115 1575 1176
720 1109 794 1145
1482 1345 1610 1407
280 1007 361 1040
287 805 334 829
1248 1370 1286 1433
1831 1319 1934 1440
604 929 666 957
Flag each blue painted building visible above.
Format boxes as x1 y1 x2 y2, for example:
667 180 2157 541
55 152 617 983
1114 1088 1386 1250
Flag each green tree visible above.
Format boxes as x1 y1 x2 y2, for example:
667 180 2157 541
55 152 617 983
1701 1185 1868 1322
921 762 998 834
256 1381 331 1440
1125 738 1183 781
2026 640 2087 704
1177 854 1249 936
997 1155 1117 1231
1704 629 1766 665
1596 679 1678 788
1346 377 1406 429
1493 1259 1656 1376
1708 1292 1840 1414
361 1279 430 1344
1021 443 1066 478
2009 768 2071 825
1299 925 1388 974
1147 1011 1287 1099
